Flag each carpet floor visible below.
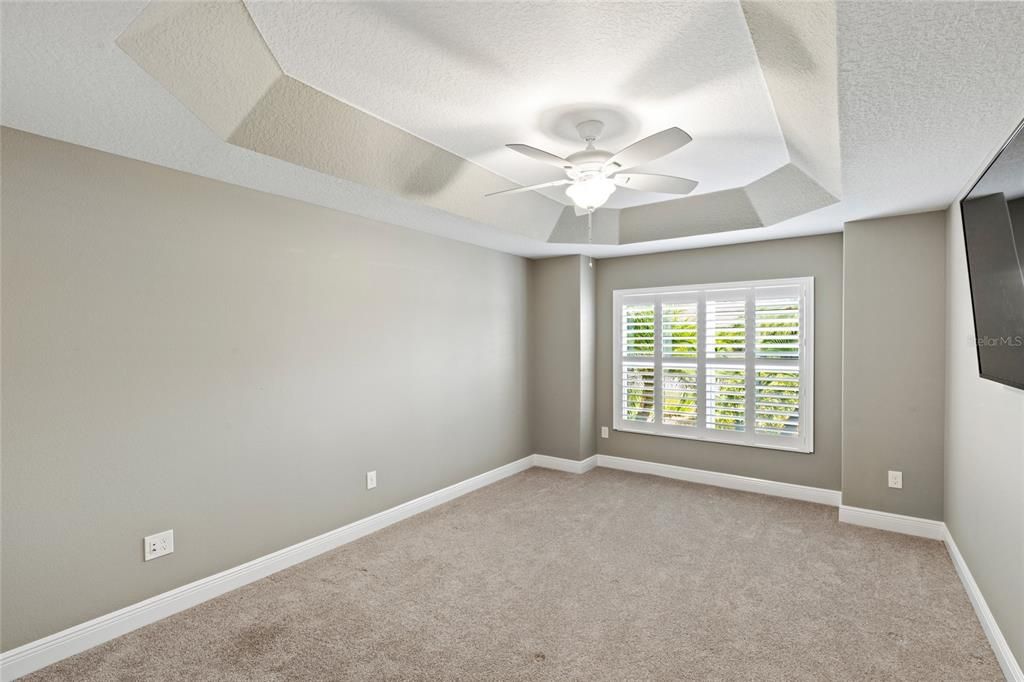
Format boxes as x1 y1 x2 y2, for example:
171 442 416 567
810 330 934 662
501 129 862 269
26 468 1001 681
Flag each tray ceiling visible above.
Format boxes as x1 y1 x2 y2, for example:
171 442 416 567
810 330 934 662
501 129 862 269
111 0 842 246
244 1 790 210
3 1 1024 257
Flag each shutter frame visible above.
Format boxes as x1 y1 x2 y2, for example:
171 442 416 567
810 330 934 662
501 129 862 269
613 278 813 453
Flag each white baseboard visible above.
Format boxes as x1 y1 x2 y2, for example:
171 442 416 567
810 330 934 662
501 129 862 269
595 454 842 507
531 453 597 474
0 455 534 682
7 453 1018 682
539 457 1020 680
837 505 946 540
944 527 1023 682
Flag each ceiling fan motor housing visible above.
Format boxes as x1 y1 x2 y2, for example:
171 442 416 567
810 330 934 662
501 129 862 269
566 149 614 180
566 120 615 179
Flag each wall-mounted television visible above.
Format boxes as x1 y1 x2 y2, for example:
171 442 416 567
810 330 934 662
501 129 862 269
961 119 1024 390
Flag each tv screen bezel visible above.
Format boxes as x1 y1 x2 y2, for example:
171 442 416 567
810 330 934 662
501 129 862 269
959 116 1024 391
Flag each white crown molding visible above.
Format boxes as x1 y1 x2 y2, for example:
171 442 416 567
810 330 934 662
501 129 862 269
0 456 534 681
837 505 946 540
944 527 1024 682
595 454 841 506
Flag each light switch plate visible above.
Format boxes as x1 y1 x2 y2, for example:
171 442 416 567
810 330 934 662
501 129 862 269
367 470 377 490
144 529 174 561
601 426 609 438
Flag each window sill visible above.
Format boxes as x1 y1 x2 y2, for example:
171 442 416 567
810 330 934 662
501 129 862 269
613 424 813 454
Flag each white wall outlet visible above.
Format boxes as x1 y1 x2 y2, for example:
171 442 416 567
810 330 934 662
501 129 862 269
888 471 903 489
144 529 174 561
366 470 377 490
600 426 609 439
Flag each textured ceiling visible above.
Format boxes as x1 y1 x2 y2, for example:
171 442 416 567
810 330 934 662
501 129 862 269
244 1 788 209
3 1 1024 258
112 0 839 246
837 1 1024 220
115 1 560 242
742 1 840 198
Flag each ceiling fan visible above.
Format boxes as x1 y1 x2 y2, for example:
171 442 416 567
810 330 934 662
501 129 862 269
485 120 698 215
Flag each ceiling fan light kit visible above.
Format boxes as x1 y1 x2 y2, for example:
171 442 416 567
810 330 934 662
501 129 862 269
565 175 616 211
486 119 698 214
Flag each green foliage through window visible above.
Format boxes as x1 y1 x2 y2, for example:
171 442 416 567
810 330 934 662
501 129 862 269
617 281 809 451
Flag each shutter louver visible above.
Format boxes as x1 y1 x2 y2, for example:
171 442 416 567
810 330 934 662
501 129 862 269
706 367 745 431
755 288 802 438
622 364 655 423
706 297 745 359
756 294 800 360
662 301 698 427
662 367 697 426
622 303 655 423
622 304 655 357
756 370 800 435
662 302 698 358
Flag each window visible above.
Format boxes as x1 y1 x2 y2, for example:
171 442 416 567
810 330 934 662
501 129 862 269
613 277 813 453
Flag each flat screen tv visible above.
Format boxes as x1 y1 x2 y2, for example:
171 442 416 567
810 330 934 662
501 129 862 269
961 119 1024 390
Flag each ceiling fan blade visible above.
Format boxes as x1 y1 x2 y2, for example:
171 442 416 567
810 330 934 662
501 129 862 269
485 178 570 197
605 127 692 172
506 144 573 170
613 173 698 195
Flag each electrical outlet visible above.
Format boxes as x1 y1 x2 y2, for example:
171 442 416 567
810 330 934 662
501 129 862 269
144 529 174 561
367 470 377 490
600 426 609 438
888 471 903 489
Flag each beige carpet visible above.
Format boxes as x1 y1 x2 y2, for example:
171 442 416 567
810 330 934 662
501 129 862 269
26 468 1001 681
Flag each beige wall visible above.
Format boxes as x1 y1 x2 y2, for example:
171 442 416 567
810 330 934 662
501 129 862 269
842 211 946 520
594 234 844 489
0 128 531 651
944 202 1024 665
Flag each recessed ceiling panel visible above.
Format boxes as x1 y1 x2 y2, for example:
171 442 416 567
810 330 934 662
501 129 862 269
244 0 790 208
6 1 1024 257
116 0 563 242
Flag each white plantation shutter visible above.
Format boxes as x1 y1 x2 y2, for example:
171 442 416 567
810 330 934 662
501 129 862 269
621 304 655 423
705 294 746 360
613 278 813 453
622 303 655 357
662 366 698 426
661 299 699 427
662 301 699 359
706 366 746 432
755 285 803 439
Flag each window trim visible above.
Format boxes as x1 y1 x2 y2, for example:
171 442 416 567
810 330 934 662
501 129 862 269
612 277 814 454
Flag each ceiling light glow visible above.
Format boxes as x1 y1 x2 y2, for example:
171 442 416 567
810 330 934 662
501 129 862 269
565 175 616 210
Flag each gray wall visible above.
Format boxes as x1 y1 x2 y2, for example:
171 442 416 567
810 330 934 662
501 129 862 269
944 202 1024 665
6 125 1009 660
842 211 946 520
0 128 531 651
527 255 594 461
579 258 596 460
594 234 844 489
